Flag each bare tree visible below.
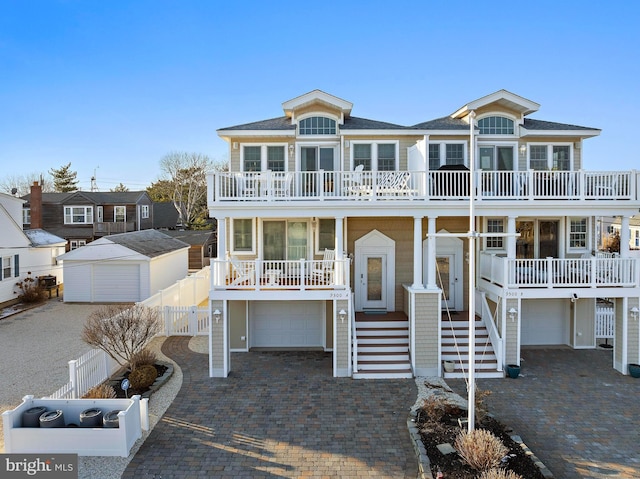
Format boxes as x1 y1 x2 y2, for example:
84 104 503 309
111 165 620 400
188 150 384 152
81 304 160 370
0 173 53 196
159 151 213 228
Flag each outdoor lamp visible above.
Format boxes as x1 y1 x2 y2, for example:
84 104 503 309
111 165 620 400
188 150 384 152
630 306 639 320
519 144 526 156
508 307 518 322
339 309 346 323
213 309 221 323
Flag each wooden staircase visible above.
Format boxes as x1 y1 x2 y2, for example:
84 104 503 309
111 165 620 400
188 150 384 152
352 313 413 379
441 317 504 379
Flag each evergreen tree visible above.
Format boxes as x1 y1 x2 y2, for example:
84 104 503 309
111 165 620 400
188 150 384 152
111 182 129 192
49 163 79 192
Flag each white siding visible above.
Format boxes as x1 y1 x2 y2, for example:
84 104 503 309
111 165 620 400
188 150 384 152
149 249 189 296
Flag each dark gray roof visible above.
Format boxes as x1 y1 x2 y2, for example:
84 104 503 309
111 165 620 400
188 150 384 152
218 116 295 131
106 229 189 258
523 118 600 131
35 226 93 240
340 116 410 130
153 202 180 229
22 192 73 204
412 116 469 130
163 229 216 246
22 191 150 205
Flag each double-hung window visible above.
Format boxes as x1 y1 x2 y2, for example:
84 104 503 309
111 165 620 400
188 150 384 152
352 142 397 170
141 205 149 219
23 208 31 225
569 218 588 249
243 146 262 172
353 144 372 170
428 142 467 169
267 146 286 171
486 219 504 249
64 206 93 224
428 144 441 170
317 219 336 252
114 206 126 222
242 145 287 172
2 256 12 280
528 144 572 170
232 219 254 253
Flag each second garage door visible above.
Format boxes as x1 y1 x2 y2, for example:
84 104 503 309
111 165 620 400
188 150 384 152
250 301 324 348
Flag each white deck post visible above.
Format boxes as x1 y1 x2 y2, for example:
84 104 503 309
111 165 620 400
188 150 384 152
216 216 227 286
426 216 437 289
412 216 424 288
335 216 344 285
507 216 516 259
620 215 630 258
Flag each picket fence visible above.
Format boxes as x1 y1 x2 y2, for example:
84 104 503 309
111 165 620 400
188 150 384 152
47 267 211 399
595 303 615 340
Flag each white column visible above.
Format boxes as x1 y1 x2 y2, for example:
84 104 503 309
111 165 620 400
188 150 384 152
426 216 437 289
412 216 424 288
335 216 345 285
621 216 630 258
216 217 227 285
507 216 517 259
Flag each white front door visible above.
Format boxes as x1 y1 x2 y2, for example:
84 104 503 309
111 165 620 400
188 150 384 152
436 255 456 309
359 254 387 310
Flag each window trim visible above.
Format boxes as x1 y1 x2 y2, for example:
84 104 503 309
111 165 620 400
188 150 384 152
567 217 590 252
64 206 94 225
141 204 150 219
484 217 506 251
477 114 517 136
427 141 468 169
526 142 574 171
296 113 340 138
23 208 31 225
114 205 126 222
240 143 289 172
349 140 399 171
315 218 336 254
231 218 256 255
69 240 87 250
1 255 16 280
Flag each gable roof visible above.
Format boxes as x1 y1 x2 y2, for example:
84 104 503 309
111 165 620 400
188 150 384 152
105 229 189 258
218 116 295 132
23 190 150 205
24 229 66 247
451 89 541 119
282 90 353 117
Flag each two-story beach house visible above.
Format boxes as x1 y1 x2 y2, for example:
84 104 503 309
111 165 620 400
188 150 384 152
206 89 640 379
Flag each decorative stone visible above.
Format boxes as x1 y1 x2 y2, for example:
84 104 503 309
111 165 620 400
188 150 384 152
436 443 456 455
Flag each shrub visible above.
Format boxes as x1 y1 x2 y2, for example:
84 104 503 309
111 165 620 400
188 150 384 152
128 364 158 390
475 388 492 423
420 396 449 423
130 348 158 370
14 272 47 304
82 304 160 370
454 429 508 471
83 383 117 399
479 469 523 479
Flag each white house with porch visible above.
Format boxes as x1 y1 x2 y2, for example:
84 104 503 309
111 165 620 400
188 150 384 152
206 89 640 379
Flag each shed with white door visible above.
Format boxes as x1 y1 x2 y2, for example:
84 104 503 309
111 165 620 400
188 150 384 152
58 229 189 303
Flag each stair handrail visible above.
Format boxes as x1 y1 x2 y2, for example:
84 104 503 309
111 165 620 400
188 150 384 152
475 290 503 371
350 292 358 373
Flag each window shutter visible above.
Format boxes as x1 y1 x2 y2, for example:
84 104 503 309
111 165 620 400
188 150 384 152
14 254 19 277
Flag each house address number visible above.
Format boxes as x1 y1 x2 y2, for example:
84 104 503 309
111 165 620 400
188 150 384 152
329 292 349 299
505 291 523 298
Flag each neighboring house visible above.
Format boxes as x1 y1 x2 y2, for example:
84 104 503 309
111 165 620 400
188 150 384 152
57 229 189 303
600 215 640 252
205 89 640 379
0 192 65 307
152 202 180 230
22 183 156 250
163 229 217 271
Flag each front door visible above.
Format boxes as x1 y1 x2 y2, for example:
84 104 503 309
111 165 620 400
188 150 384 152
360 254 387 310
436 255 456 309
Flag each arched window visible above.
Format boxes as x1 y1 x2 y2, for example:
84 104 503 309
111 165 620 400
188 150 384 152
478 116 514 135
298 116 336 135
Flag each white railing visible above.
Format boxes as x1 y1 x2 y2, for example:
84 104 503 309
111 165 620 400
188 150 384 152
212 258 351 290
48 349 120 399
160 305 209 336
208 170 638 203
475 290 503 371
350 293 358 374
596 304 615 339
480 253 639 289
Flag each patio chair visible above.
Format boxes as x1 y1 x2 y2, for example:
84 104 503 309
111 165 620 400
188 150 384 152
272 172 293 198
229 256 255 285
310 249 335 284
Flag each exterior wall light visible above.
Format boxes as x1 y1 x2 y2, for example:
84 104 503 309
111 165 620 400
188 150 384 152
339 309 347 323
519 144 526 156
289 144 295 157
630 306 639 320
213 309 221 323
508 307 518 322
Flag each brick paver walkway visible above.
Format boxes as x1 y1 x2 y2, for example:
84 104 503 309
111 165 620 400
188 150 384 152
448 347 640 479
122 337 418 478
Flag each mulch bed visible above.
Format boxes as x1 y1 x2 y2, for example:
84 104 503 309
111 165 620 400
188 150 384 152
109 363 169 398
415 405 546 478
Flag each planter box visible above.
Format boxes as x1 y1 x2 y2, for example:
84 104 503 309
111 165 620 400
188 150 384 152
2 395 149 457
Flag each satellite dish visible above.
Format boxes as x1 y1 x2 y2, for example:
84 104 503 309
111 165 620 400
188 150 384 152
11 188 17 195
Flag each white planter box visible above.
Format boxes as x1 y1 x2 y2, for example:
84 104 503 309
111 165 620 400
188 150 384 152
2 395 149 457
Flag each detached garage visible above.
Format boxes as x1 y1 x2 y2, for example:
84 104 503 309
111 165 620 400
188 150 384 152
58 229 189 303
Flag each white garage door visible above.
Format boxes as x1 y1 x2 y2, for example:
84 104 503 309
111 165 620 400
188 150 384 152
93 264 141 302
251 301 324 348
521 299 568 345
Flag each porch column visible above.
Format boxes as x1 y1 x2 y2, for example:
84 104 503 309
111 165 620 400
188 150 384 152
412 216 424 288
426 216 438 289
335 216 345 285
216 216 227 285
506 216 517 259
620 215 630 258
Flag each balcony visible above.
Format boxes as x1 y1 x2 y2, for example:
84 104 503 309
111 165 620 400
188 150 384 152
480 252 639 289
93 221 135 236
207 170 638 204
210 258 350 292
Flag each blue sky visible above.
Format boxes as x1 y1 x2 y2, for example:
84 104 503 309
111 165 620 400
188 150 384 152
1 1 639 191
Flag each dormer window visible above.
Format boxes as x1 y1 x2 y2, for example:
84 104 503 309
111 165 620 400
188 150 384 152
299 116 336 135
478 116 514 135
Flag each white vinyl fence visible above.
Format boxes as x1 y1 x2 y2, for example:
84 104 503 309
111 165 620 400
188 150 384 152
595 303 615 340
47 266 211 399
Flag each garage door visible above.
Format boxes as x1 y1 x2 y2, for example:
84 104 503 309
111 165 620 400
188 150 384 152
521 299 568 345
251 301 324 348
93 264 141 302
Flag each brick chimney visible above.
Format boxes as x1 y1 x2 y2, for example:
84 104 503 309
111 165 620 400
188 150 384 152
30 181 43 229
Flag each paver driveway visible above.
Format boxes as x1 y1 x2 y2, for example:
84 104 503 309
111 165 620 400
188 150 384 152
122 337 418 478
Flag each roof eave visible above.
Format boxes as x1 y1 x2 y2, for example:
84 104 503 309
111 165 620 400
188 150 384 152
217 130 297 141
520 128 601 138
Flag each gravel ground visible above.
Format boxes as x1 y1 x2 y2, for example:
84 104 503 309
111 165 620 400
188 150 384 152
0 299 185 479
